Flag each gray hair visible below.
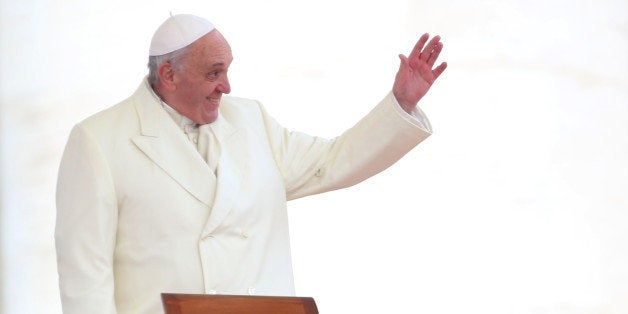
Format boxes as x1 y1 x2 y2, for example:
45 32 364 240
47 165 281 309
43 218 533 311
147 46 190 86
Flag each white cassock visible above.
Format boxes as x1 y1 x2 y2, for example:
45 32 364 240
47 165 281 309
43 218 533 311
55 78 433 314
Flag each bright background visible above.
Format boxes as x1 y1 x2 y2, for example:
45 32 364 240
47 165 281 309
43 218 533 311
1 0 627 313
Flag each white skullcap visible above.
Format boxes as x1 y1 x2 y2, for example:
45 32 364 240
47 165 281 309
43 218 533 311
149 14 215 56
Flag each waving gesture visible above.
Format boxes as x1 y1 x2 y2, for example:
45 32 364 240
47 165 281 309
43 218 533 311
393 33 447 113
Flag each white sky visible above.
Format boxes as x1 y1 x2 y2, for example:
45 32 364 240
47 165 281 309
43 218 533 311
1 0 627 313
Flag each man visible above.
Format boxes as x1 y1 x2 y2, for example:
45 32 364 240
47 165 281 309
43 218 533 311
55 14 446 314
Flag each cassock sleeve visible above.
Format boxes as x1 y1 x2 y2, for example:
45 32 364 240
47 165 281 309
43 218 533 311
261 91 433 200
55 124 118 314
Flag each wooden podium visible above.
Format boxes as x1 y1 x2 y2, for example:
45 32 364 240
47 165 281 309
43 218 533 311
162 293 319 314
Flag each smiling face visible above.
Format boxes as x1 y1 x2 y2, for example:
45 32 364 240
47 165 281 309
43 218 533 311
157 30 233 125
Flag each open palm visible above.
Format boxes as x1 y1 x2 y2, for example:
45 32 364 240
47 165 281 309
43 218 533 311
393 33 447 113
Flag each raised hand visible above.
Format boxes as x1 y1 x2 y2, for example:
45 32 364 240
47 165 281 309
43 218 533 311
393 33 447 113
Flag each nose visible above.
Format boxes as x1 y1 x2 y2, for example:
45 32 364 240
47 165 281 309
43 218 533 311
218 75 231 94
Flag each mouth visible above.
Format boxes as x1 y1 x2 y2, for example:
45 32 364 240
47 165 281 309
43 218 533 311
206 97 221 108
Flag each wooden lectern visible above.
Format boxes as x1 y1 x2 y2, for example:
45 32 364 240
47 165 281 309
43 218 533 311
162 293 319 314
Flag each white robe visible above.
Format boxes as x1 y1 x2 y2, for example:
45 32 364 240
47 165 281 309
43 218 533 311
55 78 432 314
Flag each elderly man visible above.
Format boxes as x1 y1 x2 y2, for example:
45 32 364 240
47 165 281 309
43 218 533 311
55 14 446 314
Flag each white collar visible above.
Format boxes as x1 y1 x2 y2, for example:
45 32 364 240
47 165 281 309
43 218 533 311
161 101 196 128
149 87 196 129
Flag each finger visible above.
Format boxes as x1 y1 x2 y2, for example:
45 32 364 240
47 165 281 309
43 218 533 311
433 62 448 79
409 33 429 60
427 42 443 67
398 54 410 69
421 35 441 61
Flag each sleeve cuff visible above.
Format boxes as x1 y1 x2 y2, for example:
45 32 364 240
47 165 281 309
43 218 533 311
389 92 433 133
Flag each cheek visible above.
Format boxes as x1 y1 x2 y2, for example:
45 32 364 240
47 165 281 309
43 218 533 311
182 82 205 100
203 80 220 91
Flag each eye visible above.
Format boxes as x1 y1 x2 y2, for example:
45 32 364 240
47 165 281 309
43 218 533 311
205 71 219 80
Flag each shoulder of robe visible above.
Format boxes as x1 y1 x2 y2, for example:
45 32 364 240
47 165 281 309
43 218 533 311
218 96 268 125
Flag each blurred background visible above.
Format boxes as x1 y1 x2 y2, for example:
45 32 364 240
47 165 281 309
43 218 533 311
1 0 626 313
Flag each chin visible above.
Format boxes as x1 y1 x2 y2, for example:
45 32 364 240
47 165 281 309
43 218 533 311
200 112 220 125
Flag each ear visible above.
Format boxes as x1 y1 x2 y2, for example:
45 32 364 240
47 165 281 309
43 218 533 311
157 62 177 91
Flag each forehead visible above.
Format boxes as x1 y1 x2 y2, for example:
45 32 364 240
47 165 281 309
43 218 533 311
187 31 233 68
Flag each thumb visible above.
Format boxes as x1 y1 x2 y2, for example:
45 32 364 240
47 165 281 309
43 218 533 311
398 54 409 65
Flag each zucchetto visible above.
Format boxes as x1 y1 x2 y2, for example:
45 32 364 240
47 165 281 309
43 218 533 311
149 14 215 56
